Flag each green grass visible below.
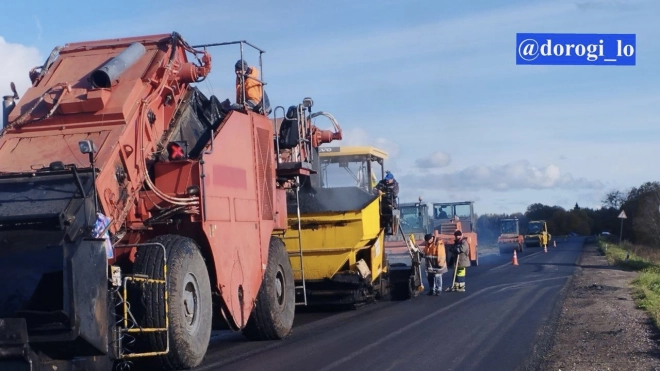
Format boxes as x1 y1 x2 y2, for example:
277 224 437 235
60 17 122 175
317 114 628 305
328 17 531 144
598 238 660 328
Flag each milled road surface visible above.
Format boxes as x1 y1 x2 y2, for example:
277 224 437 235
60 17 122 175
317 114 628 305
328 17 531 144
192 237 584 371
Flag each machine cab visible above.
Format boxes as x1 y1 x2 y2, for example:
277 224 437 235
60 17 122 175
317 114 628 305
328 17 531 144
432 201 476 233
318 146 400 235
500 218 520 236
399 200 431 235
318 146 385 193
527 221 546 234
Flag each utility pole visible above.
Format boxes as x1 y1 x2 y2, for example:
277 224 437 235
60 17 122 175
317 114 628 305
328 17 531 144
618 210 627 244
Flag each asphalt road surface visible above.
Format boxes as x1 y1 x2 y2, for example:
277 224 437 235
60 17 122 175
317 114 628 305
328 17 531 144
192 237 585 371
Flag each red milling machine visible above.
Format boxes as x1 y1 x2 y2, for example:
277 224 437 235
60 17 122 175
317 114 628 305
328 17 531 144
0 32 341 370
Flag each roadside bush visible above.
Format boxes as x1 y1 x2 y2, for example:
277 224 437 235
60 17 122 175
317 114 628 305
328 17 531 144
599 240 660 328
634 269 660 327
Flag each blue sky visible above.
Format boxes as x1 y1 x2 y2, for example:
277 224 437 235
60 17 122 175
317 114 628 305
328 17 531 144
1 0 658 215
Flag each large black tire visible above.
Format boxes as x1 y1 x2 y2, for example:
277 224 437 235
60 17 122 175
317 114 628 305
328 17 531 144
407 276 415 299
376 261 392 302
242 237 295 341
132 234 213 370
390 275 412 301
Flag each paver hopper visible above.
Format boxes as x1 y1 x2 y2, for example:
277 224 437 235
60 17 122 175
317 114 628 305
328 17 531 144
280 146 410 306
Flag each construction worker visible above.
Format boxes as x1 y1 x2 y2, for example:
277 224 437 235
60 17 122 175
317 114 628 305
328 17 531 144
231 59 271 115
375 171 399 233
375 171 399 201
448 230 470 292
423 233 447 296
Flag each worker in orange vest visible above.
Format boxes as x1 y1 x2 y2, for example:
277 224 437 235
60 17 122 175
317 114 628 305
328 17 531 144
231 59 271 115
423 233 448 296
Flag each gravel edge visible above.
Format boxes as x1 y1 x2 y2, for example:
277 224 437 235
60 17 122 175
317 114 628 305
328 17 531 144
515 239 585 371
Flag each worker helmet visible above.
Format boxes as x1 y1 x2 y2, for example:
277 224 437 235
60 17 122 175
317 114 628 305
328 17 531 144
384 171 393 181
235 59 248 71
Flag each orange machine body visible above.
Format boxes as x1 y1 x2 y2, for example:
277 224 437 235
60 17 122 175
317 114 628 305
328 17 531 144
435 220 478 265
0 33 285 329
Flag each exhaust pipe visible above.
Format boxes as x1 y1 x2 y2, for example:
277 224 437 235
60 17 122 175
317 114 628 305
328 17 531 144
2 82 19 129
2 95 14 129
90 42 146 89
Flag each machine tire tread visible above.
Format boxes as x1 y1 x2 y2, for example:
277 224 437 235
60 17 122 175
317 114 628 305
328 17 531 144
132 234 213 370
242 236 295 341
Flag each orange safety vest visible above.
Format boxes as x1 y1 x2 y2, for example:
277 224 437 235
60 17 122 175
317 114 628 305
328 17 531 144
424 238 446 270
236 67 263 105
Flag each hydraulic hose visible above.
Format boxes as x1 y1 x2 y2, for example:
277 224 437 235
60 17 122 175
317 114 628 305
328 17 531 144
310 111 342 135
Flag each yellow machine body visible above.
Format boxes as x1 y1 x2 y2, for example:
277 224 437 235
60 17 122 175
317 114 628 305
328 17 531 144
283 196 385 282
281 145 394 306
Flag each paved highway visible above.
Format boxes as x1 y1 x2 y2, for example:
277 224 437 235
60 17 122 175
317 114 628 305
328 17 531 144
192 237 585 371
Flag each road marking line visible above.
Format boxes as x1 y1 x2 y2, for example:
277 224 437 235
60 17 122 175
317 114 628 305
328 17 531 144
489 250 543 271
458 284 560 370
315 275 571 371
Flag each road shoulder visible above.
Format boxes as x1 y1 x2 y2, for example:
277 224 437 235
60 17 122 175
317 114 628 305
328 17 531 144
540 242 660 370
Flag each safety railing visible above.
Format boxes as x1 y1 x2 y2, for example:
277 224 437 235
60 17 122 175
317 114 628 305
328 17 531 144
191 40 267 115
112 243 170 360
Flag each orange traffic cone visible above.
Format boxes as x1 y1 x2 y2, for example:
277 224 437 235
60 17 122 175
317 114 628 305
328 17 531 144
512 250 519 266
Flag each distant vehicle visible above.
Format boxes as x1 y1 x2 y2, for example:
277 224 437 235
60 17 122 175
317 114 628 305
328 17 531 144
431 201 479 266
524 220 551 248
601 231 611 236
497 218 524 255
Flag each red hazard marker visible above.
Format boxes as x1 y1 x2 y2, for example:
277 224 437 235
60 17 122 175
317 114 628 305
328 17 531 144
168 143 185 160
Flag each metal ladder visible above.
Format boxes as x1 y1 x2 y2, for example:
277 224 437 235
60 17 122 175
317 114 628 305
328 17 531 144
284 179 308 306
272 106 308 306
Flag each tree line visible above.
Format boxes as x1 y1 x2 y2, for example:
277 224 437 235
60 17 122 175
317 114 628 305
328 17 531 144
474 181 660 246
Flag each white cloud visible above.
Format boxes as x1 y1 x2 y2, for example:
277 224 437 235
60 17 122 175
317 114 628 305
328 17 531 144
415 151 452 169
270 2 575 73
265 0 658 87
349 85 660 187
0 37 42 100
405 160 604 192
335 127 400 158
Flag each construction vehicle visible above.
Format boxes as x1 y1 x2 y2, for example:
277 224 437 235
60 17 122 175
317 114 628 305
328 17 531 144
279 145 422 306
524 220 551 247
497 218 524 254
0 32 342 370
383 198 429 299
432 201 479 266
